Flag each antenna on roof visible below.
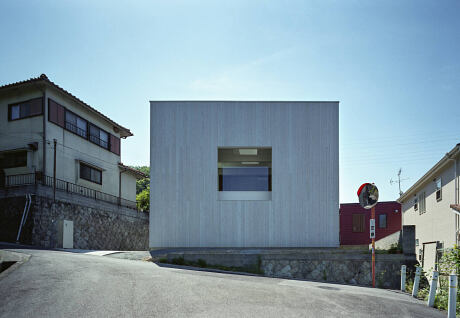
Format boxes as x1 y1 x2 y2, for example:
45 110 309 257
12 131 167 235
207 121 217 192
390 168 409 197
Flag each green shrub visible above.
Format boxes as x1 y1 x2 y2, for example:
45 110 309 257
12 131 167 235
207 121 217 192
171 256 185 265
197 259 207 268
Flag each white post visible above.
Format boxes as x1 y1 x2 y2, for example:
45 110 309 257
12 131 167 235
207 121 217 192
427 271 438 307
448 274 457 318
401 265 406 291
412 267 422 298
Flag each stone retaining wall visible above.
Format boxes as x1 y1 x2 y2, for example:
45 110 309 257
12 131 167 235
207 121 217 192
262 252 416 288
151 248 417 289
0 194 148 250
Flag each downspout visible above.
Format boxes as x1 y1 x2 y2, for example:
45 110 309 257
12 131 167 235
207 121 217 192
42 89 47 181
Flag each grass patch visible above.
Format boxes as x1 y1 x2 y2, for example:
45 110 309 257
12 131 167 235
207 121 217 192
157 256 264 275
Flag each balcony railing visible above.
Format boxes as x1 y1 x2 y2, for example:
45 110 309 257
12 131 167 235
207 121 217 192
65 121 87 138
89 135 108 149
2 173 140 211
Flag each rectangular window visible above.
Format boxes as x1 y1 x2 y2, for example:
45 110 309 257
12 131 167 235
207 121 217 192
8 97 43 121
415 239 419 246
414 197 418 211
352 214 365 233
435 178 442 201
0 151 27 169
79 163 102 184
65 110 87 138
418 192 426 214
89 124 109 149
379 214 387 228
218 147 271 192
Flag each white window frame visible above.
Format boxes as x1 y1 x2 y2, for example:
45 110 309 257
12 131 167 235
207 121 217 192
418 192 426 214
435 178 442 202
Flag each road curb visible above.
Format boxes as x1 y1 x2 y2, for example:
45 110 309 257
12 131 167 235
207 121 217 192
0 250 31 279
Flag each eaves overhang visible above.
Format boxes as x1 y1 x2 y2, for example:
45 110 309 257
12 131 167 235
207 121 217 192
398 143 460 203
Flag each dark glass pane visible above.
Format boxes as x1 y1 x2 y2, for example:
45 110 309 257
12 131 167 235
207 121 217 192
65 111 77 124
91 169 101 184
19 103 30 118
379 214 387 228
99 130 108 148
222 167 269 191
89 125 100 144
77 118 87 138
0 151 27 169
10 105 20 120
80 164 91 180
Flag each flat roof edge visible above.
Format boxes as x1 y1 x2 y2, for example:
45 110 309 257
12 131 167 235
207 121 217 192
149 100 340 103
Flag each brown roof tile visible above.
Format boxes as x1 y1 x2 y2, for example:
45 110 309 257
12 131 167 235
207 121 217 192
0 74 133 137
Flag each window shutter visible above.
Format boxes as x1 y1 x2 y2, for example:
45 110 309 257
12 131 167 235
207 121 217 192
48 99 65 127
29 97 43 116
110 134 120 155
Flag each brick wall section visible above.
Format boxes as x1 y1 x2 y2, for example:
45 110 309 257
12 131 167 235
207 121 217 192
340 201 402 245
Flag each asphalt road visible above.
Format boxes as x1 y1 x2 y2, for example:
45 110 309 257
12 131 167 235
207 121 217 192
0 247 445 318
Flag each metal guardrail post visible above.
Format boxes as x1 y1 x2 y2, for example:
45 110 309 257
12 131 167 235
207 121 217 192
427 271 438 307
401 265 406 291
448 274 457 318
412 267 422 297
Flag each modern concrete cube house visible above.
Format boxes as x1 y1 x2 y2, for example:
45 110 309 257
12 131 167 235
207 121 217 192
150 101 339 248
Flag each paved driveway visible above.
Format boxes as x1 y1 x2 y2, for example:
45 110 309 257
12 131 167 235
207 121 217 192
0 247 444 317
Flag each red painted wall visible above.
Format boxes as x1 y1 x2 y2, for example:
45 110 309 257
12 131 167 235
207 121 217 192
340 201 401 245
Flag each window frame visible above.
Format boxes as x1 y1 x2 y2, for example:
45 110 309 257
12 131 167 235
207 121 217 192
8 97 43 121
352 213 365 233
89 124 110 150
378 214 387 229
0 150 28 169
79 162 102 185
418 192 426 214
65 109 88 139
435 178 442 202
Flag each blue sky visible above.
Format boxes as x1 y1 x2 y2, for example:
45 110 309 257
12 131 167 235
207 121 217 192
1 1 459 203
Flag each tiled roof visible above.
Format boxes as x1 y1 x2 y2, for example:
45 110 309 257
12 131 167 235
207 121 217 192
0 74 133 137
119 163 148 179
451 204 460 213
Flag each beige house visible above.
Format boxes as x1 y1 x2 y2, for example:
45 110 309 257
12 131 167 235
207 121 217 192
398 144 460 272
0 74 145 208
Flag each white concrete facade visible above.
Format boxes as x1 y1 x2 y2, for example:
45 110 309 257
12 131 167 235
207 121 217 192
150 101 339 248
399 144 460 270
0 75 141 203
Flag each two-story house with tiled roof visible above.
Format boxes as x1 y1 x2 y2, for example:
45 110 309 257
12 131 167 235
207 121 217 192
0 74 147 250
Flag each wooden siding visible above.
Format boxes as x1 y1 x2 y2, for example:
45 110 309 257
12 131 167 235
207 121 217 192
340 202 402 245
150 101 339 247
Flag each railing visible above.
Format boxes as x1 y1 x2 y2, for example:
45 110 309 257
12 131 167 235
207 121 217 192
2 173 140 211
89 135 108 149
65 121 87 138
